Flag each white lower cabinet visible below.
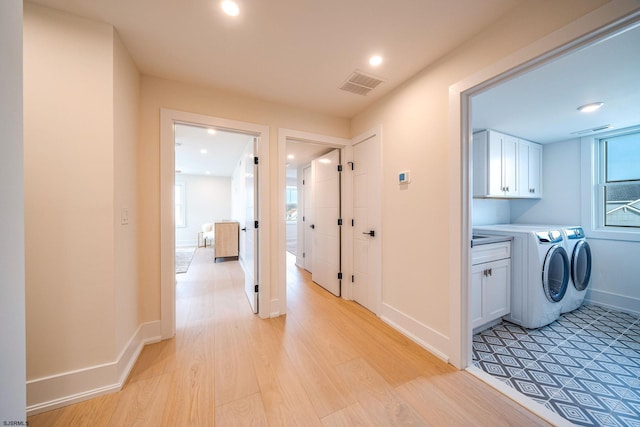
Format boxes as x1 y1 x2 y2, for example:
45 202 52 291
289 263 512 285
471 241 511 330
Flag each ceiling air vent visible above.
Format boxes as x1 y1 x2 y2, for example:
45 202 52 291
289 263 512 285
339 70 384 96
570 124 612 135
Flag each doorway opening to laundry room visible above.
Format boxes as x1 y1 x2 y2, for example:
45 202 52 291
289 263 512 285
459 15 640 427
160 109 270 339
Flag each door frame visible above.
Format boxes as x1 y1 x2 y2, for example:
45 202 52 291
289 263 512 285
449 5 640 368
160 109 270 339
277 128 350 316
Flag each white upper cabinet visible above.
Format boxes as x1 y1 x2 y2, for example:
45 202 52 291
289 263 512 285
473 129 543 199
518 140 543 198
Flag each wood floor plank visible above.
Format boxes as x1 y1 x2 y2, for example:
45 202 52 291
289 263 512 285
107 372 172 426
27 392 120 427
321 401 379 427
336 358 430 426
215 393 269 427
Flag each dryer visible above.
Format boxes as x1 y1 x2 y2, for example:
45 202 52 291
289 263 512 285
505 224 592 313
560 226 592 313
474 225 570 329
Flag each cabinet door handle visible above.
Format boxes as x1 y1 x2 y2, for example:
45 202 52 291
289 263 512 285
488 268 492 276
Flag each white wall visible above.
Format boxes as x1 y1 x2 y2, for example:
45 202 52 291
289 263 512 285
113 30 141 356
23 4 148 413
0 0 26 421
138 76 350 322
175 174 232 247
511 138 582 225
24 1 115 379
472 199 511 226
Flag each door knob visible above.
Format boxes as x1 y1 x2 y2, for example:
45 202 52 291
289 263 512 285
362 230 375 237
310 224 315 229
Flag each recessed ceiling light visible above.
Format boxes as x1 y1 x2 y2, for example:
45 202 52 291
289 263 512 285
222 0 239 16
207 128 216 135
577 102 604 113
287 154 294 159
200 149 207 154
369 55 383 66
205 171 211 175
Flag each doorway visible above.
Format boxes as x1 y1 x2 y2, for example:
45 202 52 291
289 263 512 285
277 127 382 317
160 109 270 338
277 129 350 316
452 9 640 426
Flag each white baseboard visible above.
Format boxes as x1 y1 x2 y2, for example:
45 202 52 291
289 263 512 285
586 289 640 316
176 239 198 248
26 321 162 416
380 303 450 363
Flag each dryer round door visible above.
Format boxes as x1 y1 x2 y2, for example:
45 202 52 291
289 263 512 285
572 240 592 291
542 244 569 303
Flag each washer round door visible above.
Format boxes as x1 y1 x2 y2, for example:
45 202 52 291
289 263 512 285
543 244 569 303
571 240 592 291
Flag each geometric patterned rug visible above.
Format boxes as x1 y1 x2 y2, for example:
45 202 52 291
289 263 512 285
473 304 640 426
175 247 196 274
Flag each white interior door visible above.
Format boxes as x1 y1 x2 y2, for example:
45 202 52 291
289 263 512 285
352 134 381 314
302 166 313 272
311 149 340 296
244 138 259 313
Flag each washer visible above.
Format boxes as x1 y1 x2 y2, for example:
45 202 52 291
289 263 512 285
560 226 592 313
501 224 592 314
474 224 570 329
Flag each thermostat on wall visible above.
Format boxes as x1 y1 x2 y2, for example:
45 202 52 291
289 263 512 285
399 170 410 184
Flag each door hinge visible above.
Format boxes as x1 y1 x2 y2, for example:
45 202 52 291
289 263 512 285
254 284 259 292
303 179 305 185
351 219 354 227
254 220 259 228
351 275 355 283
303 216 305 222
254 156 259 165
348 161 354 171
338 272 343 280
303 252 305 258
337 164 343 172
338 218 343 226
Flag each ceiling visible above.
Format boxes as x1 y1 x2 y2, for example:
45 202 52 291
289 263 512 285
175 123 333 177
28 1 640 158
28 0 524 118
174 123 252 176
472 21 640 144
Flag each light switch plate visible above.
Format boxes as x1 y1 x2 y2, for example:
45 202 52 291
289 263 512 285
121 207 129 225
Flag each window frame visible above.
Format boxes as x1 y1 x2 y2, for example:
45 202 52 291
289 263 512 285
175 181 186 228
581 125 640 242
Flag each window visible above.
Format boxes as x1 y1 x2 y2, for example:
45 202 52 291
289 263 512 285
602 132 640 228
175 182 186 228
285 186 297 221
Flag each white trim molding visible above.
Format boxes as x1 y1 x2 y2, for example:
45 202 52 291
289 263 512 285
380 303 450 363
586 289 640 317
26 321 161 416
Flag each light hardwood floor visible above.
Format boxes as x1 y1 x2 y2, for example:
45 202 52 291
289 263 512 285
28 248 549 426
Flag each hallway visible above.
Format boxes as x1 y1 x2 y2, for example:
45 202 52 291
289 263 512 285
28 248 549 426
